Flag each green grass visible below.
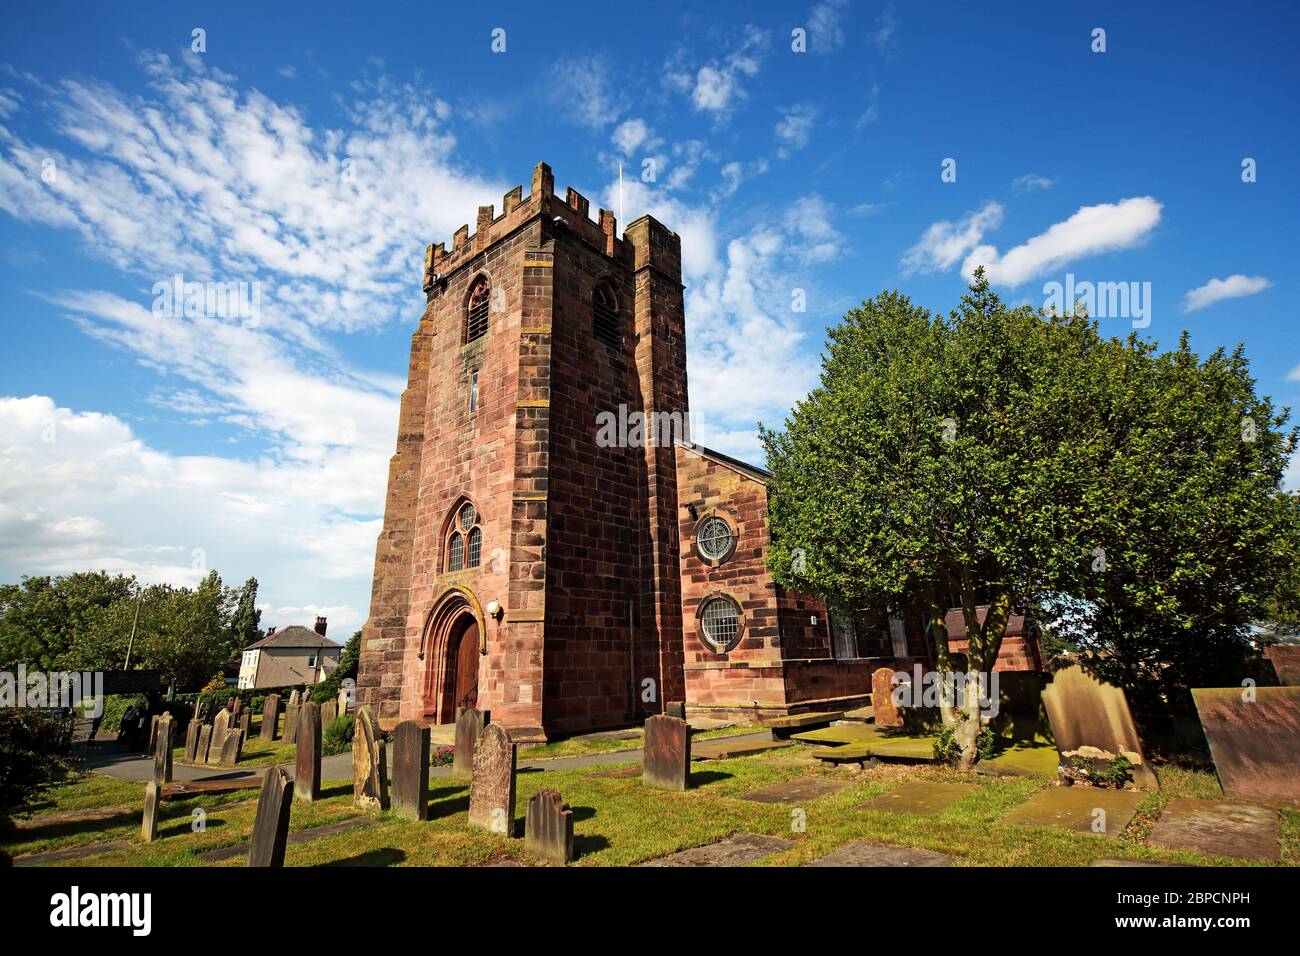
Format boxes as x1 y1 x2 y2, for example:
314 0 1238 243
5 749 1295 868
518 725 757 761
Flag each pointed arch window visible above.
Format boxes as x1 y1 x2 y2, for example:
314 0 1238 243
593 281 621 347
445 500 484 572
466 276 491 342
448 533 464 571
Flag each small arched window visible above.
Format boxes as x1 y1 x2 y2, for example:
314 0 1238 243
593 282 620 347
448 532 464 571
446 500 484 572
466 276 491 342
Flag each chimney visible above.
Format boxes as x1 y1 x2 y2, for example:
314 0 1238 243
266 626 276 636
314 616 328 637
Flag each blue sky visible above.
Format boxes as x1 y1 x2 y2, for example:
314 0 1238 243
1 0 1296 634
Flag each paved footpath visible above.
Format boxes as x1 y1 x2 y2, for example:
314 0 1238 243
79 731 773 785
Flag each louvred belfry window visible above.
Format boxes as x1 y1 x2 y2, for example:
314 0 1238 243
593 282 620 347
466 277 491 342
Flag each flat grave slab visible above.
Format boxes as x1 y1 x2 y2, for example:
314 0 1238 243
1090 858 1185 867
638 832 793 867
693 737 792 760
197 816 375 862
14 806 134 830
161 776 264 799
998 786 1144 837
808 840 955 867
1148 798 1279 861
857 781 976 816
13 841 132 866
739 776 853 804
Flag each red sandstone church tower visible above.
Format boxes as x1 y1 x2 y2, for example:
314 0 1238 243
358 162 688 741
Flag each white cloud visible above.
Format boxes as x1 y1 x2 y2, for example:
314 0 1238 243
784 194 844 263
775 104 818 156
901 201 1004 275
551 55 627 128
808 0 849 53
667 26 768 120
871 3 899 52
1182 274 1272 313
612 118 650 154
1011 173 1055 192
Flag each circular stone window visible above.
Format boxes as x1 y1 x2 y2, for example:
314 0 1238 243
459 502 476 530
695 515 734 562
699 595 743 653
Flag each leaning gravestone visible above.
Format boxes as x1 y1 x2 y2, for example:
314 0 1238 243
391 720 430 821
294 701 322 802
207 709 232 766
453 707 489 777
352 706 389 811
337 685 350 719
284 700 300 745
141 780 160 843
260 693 281 742
1192 686 1300 805
148 714 161 753
872 666 903 728
196 725 212 764
467 722 517 835
321 699 338 726
218 729 244 766
248 766 294 867
184 720 202 762
525 789 574 864
642 714 691 790
1041 665 1157 789
1264 646 1300 687
153 714 174 784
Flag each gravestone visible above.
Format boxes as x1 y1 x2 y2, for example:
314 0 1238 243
207 709 232 766
665 701 685 719
294 701 321 802
856 781 975 816
230 697 242 720
453 707 489 777
289 689 301 706
391 720 430 821
141 780 160 843
872 666 903 728
524 789 574 864
1264 646 1300 687
1148 798 1279 861
352 706 389 811
321 699 338 726
337 685 350 718
184 720 202 762
284 701 300 744
640 833 793 867
740 777 852 804
218 729 244 766
196 725 212 764
808 841 955 867
153 713 174 784
239 710 251 739
195 699 208 721
642 714 690 790
1041 665 1157 789
148 714 161 753
467 722 517 835
998 786 1144 836
248 766 294 867
1192 686 1300 805
260 693 281 742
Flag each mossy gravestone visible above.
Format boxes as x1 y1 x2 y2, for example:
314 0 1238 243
454 707 489 777
153 713 173 784
872 667 903 728
284 701 300 744
294 701 321 802
218 729 244 766
391 720 430 821
248 766 294 867
642 714 690 790
260 693 281 741
184 720 202 762
352 706 389 811
467 723 516 835
1041 665 1157 790
321 699 338 726
524 789 574 864
196 725 212 764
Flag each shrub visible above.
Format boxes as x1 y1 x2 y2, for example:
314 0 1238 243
100 694 147 735
0 709 76 816
431 746 454 767
933 721 999 765
322 714 356 756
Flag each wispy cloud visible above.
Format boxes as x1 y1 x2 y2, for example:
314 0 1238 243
1182 274 1272 312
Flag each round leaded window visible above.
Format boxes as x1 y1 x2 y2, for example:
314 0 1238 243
699 596 742 652
459 503 476 530
696 516 733 561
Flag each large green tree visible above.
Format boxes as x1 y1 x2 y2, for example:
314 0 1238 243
761 273 1298 765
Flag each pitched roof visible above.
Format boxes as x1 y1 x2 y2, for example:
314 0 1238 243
246 625 342 650
676 442 771 483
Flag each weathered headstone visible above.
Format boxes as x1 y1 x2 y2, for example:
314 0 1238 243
195 698 208 721
391 720 429 821
207 709 232 766
141 780 160 843
1192 686 1300 805
1041 665 1157 789
230 697 242 720
321 699 338 726
289 689 301 706
283 701 300 744
337 685 350 718
642 714 690 790
239 710 252 739
248 766 294 867
196 725 212 764
467 722 517 835
218 729 244 766
153 713 174 784
1264 646 1300 687
260 693 281 742
453 707 489 777
665 701 686 719
872 667 903 728
148 714 161 753
352 706 389 811
294 701 321 802
184 720 202 762
524 789 574 864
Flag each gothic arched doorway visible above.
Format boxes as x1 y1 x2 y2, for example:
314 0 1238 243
419 586 486 724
